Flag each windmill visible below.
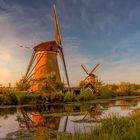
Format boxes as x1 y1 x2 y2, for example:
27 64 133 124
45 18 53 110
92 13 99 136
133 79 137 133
79 64 101 93
23 4 70 91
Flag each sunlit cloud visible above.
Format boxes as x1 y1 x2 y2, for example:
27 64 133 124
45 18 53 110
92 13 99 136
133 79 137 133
0 0 140 86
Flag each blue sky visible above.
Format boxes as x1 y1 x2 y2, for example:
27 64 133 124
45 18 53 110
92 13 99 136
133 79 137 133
0 0 140 86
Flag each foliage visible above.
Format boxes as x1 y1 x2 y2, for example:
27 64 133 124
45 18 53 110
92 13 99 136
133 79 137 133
1 81 140 105
0 91 49 105
63 91 76 102
49 92 64 102
76 88 94 101
99 85 115 98
15 77 30 91
0 93 18 105
118 82 132 93
0 87 11 94
15 91 48 105
36 72 64 93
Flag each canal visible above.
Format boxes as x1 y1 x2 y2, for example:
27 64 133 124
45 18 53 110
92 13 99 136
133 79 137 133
0 96 140 139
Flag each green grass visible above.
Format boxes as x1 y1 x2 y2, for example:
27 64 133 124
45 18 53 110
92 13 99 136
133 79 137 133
0 91 49 105
58 110 140 140
0 87 140 105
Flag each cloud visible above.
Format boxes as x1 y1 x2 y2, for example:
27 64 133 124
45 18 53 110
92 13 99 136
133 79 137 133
0 6 35 86
0 2 56 86
0 0 140 87
61 30 140 85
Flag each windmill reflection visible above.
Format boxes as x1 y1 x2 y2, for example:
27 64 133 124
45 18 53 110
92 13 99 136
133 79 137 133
17 108 33 130
72 104 103 123
16 105 61 139
17 105 61 131
32 112 60 130
16 103 104 136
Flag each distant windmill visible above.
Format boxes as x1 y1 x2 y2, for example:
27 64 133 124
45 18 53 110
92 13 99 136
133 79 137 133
80 64 101 93
23 4 70 91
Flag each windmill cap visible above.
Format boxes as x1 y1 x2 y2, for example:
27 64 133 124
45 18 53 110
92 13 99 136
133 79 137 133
34 40 59 52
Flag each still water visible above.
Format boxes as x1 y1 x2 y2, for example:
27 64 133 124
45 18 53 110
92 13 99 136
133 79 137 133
0 97 140 139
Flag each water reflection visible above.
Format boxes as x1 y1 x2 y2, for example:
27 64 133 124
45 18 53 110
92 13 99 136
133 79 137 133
0 97 139 138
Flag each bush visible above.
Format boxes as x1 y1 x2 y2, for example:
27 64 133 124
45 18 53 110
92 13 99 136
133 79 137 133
64 91 76 102
0 95 3 105
0 93 17 105
0 88 10 94
8 93 18 105
49 92 64 102
99 86 115 98
76 88 94 101
15 77 30 91
0 95 10 105
15 91 48 105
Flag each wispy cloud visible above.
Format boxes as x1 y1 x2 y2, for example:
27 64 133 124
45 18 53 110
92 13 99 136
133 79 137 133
0 0 140 86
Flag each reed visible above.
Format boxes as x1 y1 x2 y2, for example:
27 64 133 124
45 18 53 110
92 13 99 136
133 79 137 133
58 110 140 140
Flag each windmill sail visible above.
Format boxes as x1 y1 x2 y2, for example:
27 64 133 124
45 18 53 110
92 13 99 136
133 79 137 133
53 4 70 87
54 4 62 46
90 64 100 74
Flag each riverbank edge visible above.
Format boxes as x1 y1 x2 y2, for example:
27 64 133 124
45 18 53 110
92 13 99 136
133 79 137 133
0 95 139 107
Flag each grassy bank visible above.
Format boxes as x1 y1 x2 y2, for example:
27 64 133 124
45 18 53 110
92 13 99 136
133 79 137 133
58 109 140 140
0 87 140 105
0 86 140 105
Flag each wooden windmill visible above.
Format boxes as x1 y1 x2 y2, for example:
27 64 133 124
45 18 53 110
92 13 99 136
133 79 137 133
23 4 70 91
79 64 101 93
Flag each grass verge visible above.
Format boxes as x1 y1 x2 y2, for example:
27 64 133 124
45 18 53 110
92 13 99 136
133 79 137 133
58 109 140 140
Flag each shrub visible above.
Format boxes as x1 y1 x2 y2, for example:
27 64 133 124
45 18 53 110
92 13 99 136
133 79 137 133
0 95 3 105
36 72 64 93
8 93 18 105
99 86 115 98
0 88 10 94
0 95 10 105
15 77 30 91
76 88 94 101
0 93 18 105
16 92 47 105
12 91 28 104
64 91 76 102
49 92 64 102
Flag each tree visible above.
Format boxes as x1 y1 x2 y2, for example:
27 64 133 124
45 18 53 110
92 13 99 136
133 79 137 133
118 82 131 92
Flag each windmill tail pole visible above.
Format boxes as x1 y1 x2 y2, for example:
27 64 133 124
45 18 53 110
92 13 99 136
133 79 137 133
53 4 70 87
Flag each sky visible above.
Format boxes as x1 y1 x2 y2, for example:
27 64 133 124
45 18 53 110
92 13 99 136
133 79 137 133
1 0 140 86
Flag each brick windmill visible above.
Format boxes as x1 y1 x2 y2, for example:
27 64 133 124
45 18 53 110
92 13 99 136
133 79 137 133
23 5 70 91
79 64 101 93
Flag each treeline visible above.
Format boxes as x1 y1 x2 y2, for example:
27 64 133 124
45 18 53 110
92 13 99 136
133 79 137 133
0 72 140 105
107 82 140 92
